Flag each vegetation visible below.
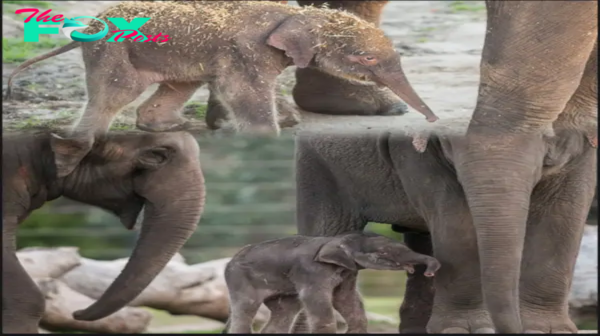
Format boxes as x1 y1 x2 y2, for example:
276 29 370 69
448 1 485 13
2 37 69 63
3 0 52 9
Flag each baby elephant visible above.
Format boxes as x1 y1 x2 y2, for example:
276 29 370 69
223 231 440 334
7 1 437 177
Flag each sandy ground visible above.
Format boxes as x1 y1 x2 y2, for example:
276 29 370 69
2 0 485 134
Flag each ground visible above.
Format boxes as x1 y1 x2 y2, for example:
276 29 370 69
2 0 485 135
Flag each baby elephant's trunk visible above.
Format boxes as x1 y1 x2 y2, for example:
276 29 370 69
409 254 441 277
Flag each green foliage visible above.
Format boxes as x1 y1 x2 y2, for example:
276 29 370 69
3 36 69 63
449 1 485 13
3 1 52 8
184 102 208 119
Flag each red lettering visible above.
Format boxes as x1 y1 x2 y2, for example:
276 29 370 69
151 33 163 43
143 34 154 42
159 35 170 43
15 8 39 23
36 9 53 22
51 14 64 23
133 34 144 42
110 29 138 41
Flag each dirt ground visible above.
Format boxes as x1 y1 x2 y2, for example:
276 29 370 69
2 0 485 134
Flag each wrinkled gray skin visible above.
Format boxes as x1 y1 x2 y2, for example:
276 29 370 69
294 124 596 333
6 1 436 178
2 131 205 332
222 232 440 334
294 1 598 334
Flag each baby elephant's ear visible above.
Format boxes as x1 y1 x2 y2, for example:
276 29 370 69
266 16 316 69
315 242 357 271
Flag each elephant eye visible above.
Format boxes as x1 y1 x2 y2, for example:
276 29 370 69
360 55 379 66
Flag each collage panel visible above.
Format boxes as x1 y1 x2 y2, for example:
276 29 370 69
3 0 597 334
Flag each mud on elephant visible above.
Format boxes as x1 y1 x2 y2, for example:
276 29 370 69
6 0 436 178
294 124 596 333
2 131 205 333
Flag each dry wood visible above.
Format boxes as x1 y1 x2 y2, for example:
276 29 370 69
16 247 152 334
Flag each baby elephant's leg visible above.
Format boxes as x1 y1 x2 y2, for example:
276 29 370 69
211 75 280 136
333 276 368 333
228 291 265 334
260 296 302 333
206 92 301 131
298 288 337 333
136 82 202 132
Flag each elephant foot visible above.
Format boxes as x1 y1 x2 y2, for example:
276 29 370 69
136 117 191 132
427 309 494 334
379 100 409 116
521 310 577 334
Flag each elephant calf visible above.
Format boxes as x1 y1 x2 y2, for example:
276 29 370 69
223 231 440 334
7 0 437 178
2 131 205 333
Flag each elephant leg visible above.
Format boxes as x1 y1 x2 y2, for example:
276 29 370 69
399 231 435 334
518 153 597 332
425 197 494 334
333 275 368 333
260 296 302 333
293 1 408 117
2 249 45 333
206 90 301 130
136 81 201 132
392 140 494 333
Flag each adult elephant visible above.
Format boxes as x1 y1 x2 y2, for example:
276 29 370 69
2 131 205 333
295 1 597 334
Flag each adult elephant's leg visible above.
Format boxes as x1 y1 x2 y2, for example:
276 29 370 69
453 2 597 333
519 144 596 333
390 136 493 333
293 1 409 116
398 232 434 334
2 250 46 333
518 42 597 334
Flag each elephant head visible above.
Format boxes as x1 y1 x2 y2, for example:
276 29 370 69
49 131 205 321
266 8 438 122
315 232 441 276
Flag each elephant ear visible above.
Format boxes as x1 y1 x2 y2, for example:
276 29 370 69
49 133 92 178
314 241 357 271
136 146 175 170
267 16 316 68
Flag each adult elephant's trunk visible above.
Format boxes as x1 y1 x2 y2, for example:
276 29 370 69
376 69 438 122
454 134 545 333
73 167 205 321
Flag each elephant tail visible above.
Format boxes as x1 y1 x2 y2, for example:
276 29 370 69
377 130 394 167
5 41 81 100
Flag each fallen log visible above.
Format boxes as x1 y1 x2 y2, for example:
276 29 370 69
61 254 271 324
36 277 152 334
16 247 152 334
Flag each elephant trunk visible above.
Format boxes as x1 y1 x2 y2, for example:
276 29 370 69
72 168 205 321
455 134 544 333
376 69 438 122
404 253 440 277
